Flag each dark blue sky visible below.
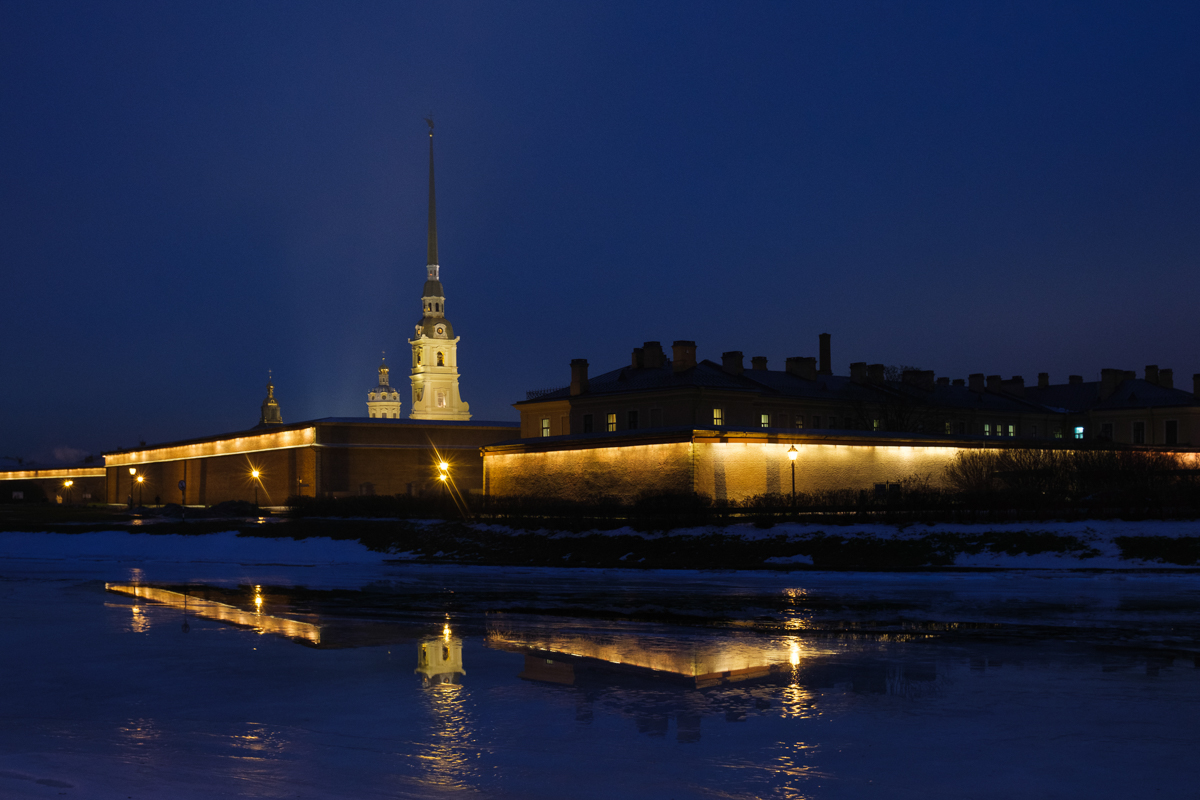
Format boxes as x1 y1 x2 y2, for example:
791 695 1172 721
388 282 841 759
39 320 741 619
3 1 1198 463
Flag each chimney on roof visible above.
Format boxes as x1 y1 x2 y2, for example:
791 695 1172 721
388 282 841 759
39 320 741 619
867 364 886 385
818 333 832 375
1100 368 1128 400
1069 375 1083 385
570 359 589 395
986 375 1001 391
902 369 935 392
672 340 697 373
751 356 768 371
631 347 644 369
721 351 744 376
1145 365 1160 385
953 378 965 387
643 341 665 369
1038 372 1049 388
968 373 984 393
1160 369 1173 389
850 362 867 384
786 357 817 380
937 376 950 387
1001 376 1025 397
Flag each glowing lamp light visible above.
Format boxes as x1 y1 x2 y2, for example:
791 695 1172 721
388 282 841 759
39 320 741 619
438 461 449 471
136 476 145 484
129 467 137 476
787 445 798 462
438 474 447 482
251 469 260 479
63 480 73 488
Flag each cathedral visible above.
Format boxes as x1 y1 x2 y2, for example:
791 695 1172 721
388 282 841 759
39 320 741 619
369 120 471 421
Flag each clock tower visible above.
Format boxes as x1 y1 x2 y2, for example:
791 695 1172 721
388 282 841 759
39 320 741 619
409 119 471 421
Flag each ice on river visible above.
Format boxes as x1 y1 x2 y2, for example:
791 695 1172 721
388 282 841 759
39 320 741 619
0 530 1198 799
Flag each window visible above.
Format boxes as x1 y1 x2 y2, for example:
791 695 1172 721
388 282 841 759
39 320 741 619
1032 425 1038 437
1074 426 1085 440
1054 430 1063 439
628 410 639 430
436 391 446 408
1132 421 1145 444
812 415 821 429
1007 424 1015 437
944 421 953 435
1100 423 1113 440
1166 420 1178 446
437 352 444 366
872 419 880 431
607 413 617 432
713 408 724 426
541 418 550 437
761 414 770 428
582 414 594 434
795 415 804 429
984 423 991 436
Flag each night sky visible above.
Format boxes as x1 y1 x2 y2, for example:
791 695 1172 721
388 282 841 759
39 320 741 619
3 2 1198 464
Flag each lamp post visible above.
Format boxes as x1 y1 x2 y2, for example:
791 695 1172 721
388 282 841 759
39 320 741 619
128 467 136 509
63 479 73 506
787 445 798 506
136 475 145 507
251 469 260 509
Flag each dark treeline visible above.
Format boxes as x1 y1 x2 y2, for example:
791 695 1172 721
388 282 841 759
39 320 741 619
286 448 1200 530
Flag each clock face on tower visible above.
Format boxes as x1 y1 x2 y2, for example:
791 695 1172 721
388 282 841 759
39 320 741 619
435 326 444 335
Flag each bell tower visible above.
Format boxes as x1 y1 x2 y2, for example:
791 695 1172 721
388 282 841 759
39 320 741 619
409 118 471 421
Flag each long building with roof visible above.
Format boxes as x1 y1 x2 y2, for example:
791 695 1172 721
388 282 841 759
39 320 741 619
480 335 1200 502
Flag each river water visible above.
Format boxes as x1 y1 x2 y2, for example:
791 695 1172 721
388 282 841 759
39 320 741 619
1 550 1198 798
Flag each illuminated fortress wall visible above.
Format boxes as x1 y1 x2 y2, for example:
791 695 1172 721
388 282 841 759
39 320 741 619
484 442 694 501
483 432 985 502
103 420 518 506
693 438 965 500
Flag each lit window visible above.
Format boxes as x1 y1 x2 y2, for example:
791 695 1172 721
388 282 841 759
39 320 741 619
872 419 880 431
984 423 991 436
761 414 769 428
713 408 724 426
541 418 550 437
1054 430 1063 439
1007 424 1014 437
628 410 639 430
1132 421 1144 444
944 421 952 435
1166 420 1178 446
607 413 617 432
582 414 593 433
1074 426 1085 440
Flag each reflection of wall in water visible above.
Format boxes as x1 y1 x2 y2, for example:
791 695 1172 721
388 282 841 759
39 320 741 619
417 636 465 686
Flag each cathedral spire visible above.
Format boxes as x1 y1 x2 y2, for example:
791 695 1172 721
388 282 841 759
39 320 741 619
425 116 438 272
259 371 282 426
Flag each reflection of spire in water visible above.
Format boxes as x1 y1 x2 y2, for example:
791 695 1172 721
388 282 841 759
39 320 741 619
415 633 465 686
414 628 478 791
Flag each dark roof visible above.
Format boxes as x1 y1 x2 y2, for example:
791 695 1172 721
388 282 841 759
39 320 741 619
1025 378 1199 412
416 315 454 338
422 278 444 297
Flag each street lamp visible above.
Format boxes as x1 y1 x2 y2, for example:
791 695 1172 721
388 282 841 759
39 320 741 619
787 445 798 506
63 479 73 505
136 475 145 507
128 467 136 509
251 469 260 509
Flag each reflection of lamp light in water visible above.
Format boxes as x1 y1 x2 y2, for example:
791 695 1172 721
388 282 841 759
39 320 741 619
254 585 263 613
